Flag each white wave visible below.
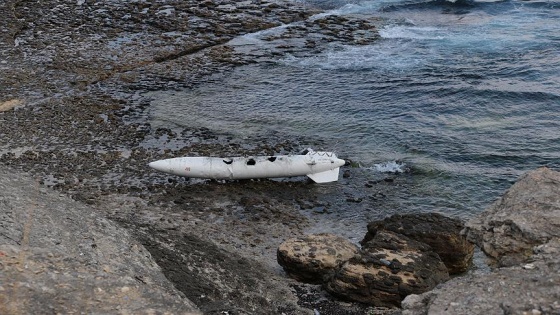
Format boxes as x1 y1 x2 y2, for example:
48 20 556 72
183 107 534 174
371 161 408 173
305 0 431 19
334 1 415 14
228 23 293 46
379 25 445 40
280 41 426 71
317 0 467 15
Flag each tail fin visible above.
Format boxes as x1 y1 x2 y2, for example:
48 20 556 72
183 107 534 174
306 168 341 183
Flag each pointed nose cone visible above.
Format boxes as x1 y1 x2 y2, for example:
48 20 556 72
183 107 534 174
335 157 346 167
149 159 169 173
330 154 346 168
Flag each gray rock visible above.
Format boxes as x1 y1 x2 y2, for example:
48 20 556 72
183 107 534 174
463 167 560 267
0 166 200 314
325 231 449 307
277 233 360 284
362 212 474 274
402 167 560 315
402 250 560 315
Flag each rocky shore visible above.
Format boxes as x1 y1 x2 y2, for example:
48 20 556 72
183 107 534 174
0 1 393 314
1 1 559 314
402 167 560 315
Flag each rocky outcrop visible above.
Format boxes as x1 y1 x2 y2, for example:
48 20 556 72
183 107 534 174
402 167 560 315
362 213 474 274
402 236 560 315
0 166 200 314
277 213 468 307
325 231 449 307
277 233 360 283
463 167 560 267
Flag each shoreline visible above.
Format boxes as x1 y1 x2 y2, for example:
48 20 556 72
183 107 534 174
3 1 558 314
0 1 394 313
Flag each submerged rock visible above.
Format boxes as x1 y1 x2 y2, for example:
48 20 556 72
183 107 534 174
362 212 474 274
463 167 560 267
325 231 449 307
277 233 360 284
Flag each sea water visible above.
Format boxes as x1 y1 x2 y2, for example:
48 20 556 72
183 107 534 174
148 0 560 227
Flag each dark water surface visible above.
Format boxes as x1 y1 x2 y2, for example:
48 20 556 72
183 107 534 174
148 0 560 234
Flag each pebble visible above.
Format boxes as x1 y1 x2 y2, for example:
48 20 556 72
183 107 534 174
523 263 536 270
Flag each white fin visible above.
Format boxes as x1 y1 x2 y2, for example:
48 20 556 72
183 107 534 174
306 168 340 183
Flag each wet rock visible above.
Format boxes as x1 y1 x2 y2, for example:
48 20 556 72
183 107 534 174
463 167 560 267
228 13 381 62
277 233 360 284
291 283 401 315
362 212 474 274
325 230 449 307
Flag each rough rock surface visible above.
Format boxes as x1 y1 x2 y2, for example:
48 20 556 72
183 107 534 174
0 1 385 312
325 230 449 307
402 167 560 315
132 227 310 315
464 167 560 267
0 0 441 314
0 166 200 314
402 237 560 315
277 233 360 284
362 213 474 274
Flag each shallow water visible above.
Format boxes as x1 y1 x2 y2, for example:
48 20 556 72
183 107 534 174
147 0 560 229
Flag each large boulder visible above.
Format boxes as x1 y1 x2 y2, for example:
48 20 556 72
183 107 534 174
277 233 360 283
402 167 560 315
362 213 474 274
325 230 449 307
463 167 560 266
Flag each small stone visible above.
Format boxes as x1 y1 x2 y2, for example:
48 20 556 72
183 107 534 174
523 263 536 270
0 99 23 112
